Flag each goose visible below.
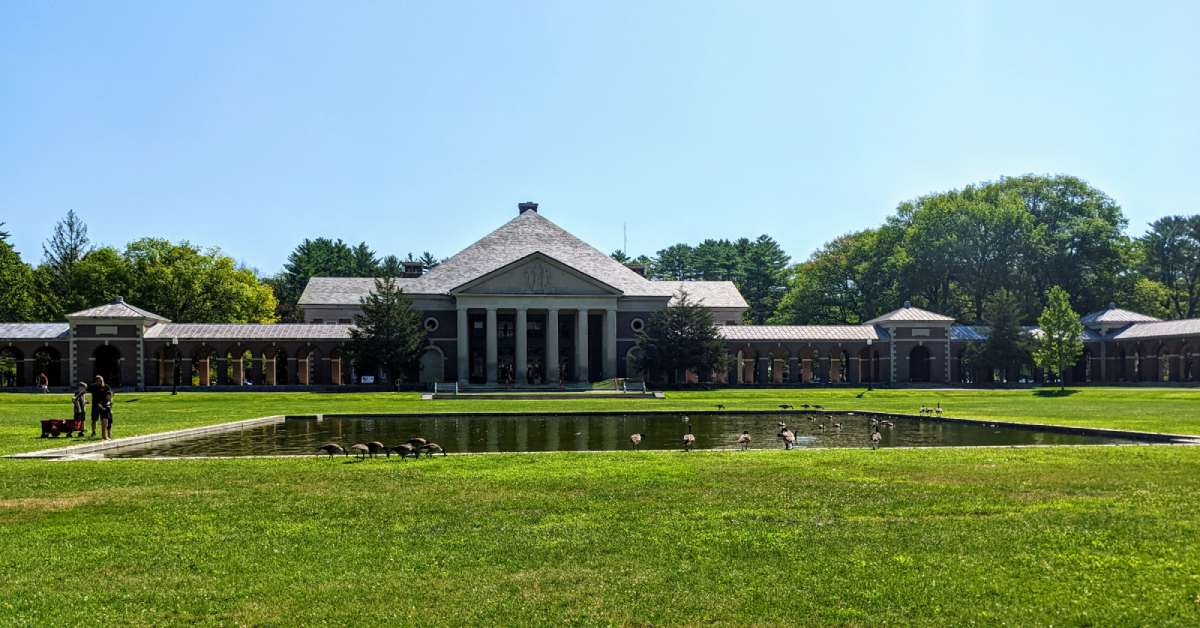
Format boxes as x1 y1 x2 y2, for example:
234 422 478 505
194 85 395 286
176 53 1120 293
870 429 882 449
778 428 797 450
349 443 370 460
366 441 387 458
778 404 793 410
316 443 345 458
388 443 418 459
777 421 788 429
818 424 826 431
736 431 752 450
682 425 696 452
812 405 824 410
935 403 944 416
716 404 726 411
630 433 645 450
832 423 842 429
407 437 428 448
421 443 447 457
800 404 811 409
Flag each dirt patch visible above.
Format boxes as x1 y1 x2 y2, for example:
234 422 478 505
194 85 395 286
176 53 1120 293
0 494 94 511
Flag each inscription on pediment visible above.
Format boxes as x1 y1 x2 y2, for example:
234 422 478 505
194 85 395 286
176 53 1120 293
461 258 614 295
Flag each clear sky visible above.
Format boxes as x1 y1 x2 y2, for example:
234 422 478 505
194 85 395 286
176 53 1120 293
2 1 1197 274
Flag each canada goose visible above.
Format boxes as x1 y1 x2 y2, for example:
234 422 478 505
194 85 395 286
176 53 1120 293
737 431 752 450
407 437 428 448
778 428 796 450
316 443 344 458
779 404 793 410
388 443 418 459
421 443 447 457
682 425 696 452
630 433 645 450
777 421 788 429
935 403 944 415
366 441 386 458
870 429 882 449
800 404 811 409
833 423 842 429
349 443 370 460
812 405 824 410
716 404 726 411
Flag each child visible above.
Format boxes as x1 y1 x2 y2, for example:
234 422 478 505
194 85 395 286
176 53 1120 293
72 382 88 435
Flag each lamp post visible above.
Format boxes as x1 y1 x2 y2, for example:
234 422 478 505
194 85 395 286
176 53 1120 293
171 337 179 396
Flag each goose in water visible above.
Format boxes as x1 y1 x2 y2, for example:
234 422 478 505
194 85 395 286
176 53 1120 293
682 425 696 452
778 427 797 450
870 428 882 449
736 431 752 450
630 433 646 450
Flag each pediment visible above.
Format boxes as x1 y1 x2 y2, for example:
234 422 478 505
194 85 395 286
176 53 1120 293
450 253 621 296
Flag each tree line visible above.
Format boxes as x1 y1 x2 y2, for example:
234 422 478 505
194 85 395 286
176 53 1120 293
621 174 1198 326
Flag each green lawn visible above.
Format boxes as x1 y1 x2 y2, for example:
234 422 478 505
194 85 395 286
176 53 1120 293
2 387 1199 456
3 388 1199 625
2 447 1199 625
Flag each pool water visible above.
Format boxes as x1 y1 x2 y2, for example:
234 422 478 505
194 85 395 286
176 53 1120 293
100 412 1158 458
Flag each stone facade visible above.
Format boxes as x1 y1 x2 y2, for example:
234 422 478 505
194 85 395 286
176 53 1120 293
2 206 1199 389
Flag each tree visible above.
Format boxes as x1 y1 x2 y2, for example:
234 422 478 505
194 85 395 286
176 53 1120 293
632 291 727 384
971 289 1031 382
0 237 35 321
346 278 427 386
124 238 276 323
651 244 696 280
350 243 380 276
0 222 9 241
1138 215 1200 319
738 235 790 324
273 238 368 321
37 210 94 316
610 249 631 264
1032 286 1084 390
379 254 405 277
418 251 440 271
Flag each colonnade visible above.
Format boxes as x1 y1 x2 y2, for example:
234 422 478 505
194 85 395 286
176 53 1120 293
456 306 618 385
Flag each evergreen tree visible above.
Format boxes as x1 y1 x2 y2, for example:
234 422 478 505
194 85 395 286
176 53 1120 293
610 249 631 263
350 243 380 276
632 291 727 384
346 278 427 386
379 254 405 277
1032 286 1084 390
972 289 1031 381
419 251 440 271
739 235 790 324
273 238 362 321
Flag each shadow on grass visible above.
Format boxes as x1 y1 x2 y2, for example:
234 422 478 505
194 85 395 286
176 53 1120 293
1032 389 1081 397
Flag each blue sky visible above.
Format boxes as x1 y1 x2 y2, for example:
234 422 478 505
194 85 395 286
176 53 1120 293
2 1 1197 274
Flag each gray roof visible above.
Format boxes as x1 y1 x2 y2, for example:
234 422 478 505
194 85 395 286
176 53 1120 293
654 281 749 309
404 210 664 296
298 277 418 306
865 302 956 324
66 298 170 322
1112 319 1200 341
1081 304 1161 325
719 325 885 342
950 325 990 341
0 323 70 340
145 323 353 341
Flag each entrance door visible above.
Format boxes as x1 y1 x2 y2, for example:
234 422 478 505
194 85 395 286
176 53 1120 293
909 346 931 382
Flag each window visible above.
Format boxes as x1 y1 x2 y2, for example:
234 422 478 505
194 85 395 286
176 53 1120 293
312 319 324 324
337 319 352 324
424 317 440 332
630 318 645 333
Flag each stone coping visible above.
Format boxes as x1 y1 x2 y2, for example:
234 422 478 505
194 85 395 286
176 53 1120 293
9 415 286 459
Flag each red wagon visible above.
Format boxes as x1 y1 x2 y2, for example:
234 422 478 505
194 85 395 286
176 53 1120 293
40 418 86 438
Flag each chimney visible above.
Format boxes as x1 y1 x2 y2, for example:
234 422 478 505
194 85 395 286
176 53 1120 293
626 263 647 277
401 261 424 278
518 201 538 215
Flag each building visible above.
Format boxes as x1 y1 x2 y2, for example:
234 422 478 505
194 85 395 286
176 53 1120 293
2 203 1199 389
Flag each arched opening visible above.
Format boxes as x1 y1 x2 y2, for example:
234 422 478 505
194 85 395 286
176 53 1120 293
956 348 974 384
1184 345 1196 382
858 347 874 383
0 346 23 387
1117 347 1128 381
909 345 931 382
838 350 851 383
1157 345 1171 382
32 346 62 387
93 345 122 387
419 346 445 384
300 348 323 385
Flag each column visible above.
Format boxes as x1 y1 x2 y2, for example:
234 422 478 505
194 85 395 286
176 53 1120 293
264 354 276 386
575 309 589 382
757 356 769 385
485 307 498 384
515 308 528 385
603 308 617 379
456 306 469 383
546 308 560 384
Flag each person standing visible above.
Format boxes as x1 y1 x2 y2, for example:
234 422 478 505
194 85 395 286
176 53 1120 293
87 375 113 439
99 388 114 440
72 382 87 434
38 372 49 393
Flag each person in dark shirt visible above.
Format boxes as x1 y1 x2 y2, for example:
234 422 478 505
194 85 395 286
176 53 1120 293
87 376 113 440
72 382 87 434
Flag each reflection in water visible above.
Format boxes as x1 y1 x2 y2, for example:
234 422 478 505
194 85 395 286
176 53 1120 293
102 412 1159 458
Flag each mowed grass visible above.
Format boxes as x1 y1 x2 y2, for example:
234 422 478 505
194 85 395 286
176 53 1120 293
2 447 1200 625
2 386 1199 455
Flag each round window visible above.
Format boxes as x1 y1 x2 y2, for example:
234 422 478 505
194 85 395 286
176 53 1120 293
423 317 440 332
630 318 645 333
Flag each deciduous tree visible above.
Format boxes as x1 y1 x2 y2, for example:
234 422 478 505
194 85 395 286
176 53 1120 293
1033 286 1084 390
